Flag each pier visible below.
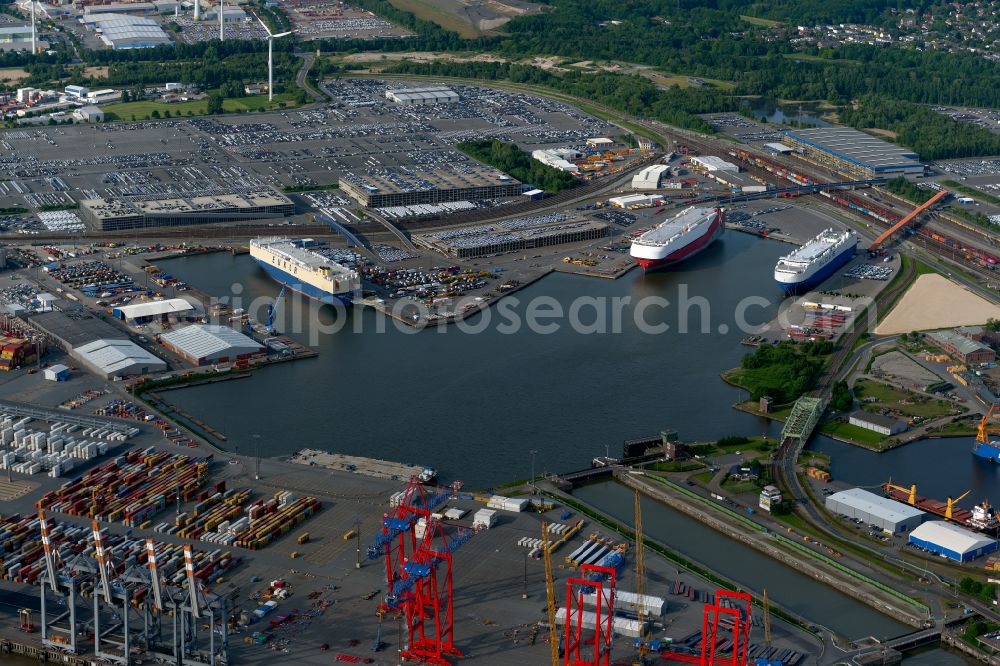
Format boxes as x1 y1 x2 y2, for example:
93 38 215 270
289 449 430 481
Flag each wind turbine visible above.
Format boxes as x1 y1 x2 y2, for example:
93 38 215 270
30 0 35 54
254 12 292 102
218 0 223 41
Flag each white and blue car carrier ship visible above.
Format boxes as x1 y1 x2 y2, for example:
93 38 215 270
250 237 361 305
774 228 857 296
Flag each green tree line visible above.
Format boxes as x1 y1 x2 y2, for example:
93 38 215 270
456 139 578 192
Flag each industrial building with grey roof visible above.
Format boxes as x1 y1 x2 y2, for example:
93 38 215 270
340 165 521 208
73 338 167 378
826 487 925 533
783 127 925 179
159 324 263 365
79 190 295 231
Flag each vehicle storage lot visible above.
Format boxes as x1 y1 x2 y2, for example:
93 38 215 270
0 81 614 229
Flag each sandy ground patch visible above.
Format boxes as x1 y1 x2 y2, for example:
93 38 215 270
870 350 941 386
83 66 109 78
0 68 29 83
875 273 1000 334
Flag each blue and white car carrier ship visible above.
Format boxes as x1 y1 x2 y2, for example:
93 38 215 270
250 237 361 305
774 228 857 296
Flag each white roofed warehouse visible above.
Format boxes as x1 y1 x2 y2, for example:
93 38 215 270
909 521 998 562
159 324 264 366
631 164 670 190
112 298 195 324
826 488 925 533
783 127 924 179
73 339 167 379
385 86 459 105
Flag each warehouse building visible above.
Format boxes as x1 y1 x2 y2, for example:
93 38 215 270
73 339 166 379
848 411 909 436
609 194 663 208
113 298 196 325
414 217 609 259
25 304 123 351
73 105 104 123
927 329 996 365
690 156 739 173
79 190 295 231
340 166 521 208
385 86 459 105
85 14 171 50
909 521 998 562
159 324 263 365
783 127 924 179
532 148 581 172
631 164 670 190
826 488 925 533
0 25 37 50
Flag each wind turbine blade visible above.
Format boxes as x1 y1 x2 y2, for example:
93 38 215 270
253 12 271 35
274 30 293 38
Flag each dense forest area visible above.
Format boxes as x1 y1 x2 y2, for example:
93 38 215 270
456 139 578 192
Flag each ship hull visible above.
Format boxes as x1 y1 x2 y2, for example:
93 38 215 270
254 258 354 306
775 243 855 296
633 212 724 272
973 441 1000 462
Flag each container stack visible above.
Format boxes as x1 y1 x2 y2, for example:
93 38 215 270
0 419 115 477
0 512 241 589
36 448 213 526
582 588 667 617
0 336 36 371
473 508 496 530
233 492 322 550
175 484 253 542
486 495 530 513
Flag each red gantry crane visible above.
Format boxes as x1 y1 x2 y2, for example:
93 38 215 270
383 515 477 665
564 563 617 666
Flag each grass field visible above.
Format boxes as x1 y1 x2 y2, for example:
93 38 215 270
720 477 760 495
781 53 862 66
102 93 299 121
386 0 481 38
927 420 978 437
740 15 783 27
854 378 959 419
818 419 890 449
648 73 736 91
647 460 705 473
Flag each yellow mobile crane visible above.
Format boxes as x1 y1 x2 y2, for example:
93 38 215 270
542 522 560 666
634 488 651 665
763 589 772 650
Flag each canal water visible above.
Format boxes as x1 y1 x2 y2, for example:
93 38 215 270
747 100 831 127
160 231 790 487
573 479 908 640
811 436 1000 502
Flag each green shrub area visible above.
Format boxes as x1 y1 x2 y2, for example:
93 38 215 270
726 340 832 403
882 177 934 204
456 138 578 192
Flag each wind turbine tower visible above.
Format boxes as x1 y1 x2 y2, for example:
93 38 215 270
254 13 293 102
